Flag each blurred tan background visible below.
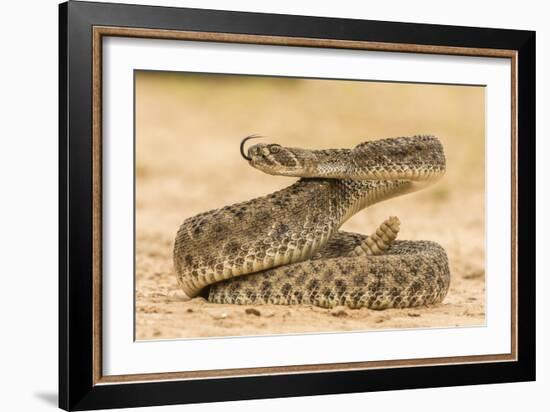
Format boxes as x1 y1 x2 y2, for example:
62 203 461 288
135 71 485 340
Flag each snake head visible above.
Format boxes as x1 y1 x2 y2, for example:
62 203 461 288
242 139 316 177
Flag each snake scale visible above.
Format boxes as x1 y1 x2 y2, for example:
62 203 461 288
174 135 450 309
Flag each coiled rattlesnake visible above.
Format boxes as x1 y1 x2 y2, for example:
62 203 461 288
174 135 450 309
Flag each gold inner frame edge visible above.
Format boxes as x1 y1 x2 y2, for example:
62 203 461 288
91 25 518 385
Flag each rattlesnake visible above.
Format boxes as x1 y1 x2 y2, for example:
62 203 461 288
173 135 450 309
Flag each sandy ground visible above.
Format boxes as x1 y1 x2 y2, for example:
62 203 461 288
134 72 485 340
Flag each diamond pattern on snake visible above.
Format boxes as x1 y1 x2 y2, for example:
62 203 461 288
174 135 450 309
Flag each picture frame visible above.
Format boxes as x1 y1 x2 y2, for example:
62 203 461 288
59 1 535 410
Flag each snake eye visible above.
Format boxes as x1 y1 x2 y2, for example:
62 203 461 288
268 144 281 154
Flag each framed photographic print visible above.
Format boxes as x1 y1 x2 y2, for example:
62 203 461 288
59 1 535 410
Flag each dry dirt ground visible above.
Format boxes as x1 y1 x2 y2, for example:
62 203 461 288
134 72 486 340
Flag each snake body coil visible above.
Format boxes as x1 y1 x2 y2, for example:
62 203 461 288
174 135 450 309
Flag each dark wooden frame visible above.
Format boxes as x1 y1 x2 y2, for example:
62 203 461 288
59 1 535 410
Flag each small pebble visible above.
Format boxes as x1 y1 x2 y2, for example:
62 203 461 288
407 313 421 317
186 308 193 313
330 306 348 317
245 308 261 316
211 312 228 320
463 269 484 280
